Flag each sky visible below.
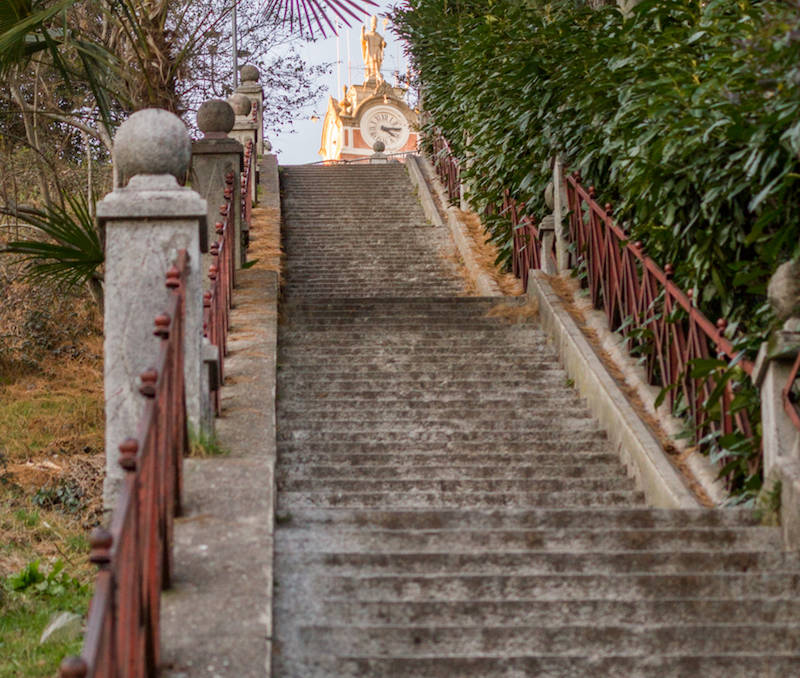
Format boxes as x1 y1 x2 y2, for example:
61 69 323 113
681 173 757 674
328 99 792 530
269 1 408 165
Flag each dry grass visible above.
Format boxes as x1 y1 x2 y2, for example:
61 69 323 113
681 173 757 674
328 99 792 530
486 297 540 324
248 205 283 278
547 274 713 507
455 208 524 296
0 261 104 578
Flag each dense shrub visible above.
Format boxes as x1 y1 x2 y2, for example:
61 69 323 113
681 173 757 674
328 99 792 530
393 0 800 342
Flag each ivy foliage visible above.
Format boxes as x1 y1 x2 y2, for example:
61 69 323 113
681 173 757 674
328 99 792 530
393 0 800 340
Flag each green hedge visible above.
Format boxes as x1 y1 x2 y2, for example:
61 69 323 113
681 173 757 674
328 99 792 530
393 0 800 342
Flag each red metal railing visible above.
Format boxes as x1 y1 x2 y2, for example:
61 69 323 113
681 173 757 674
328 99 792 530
784 353 800 430
241 139 254 247
430 133 552 289
565 172 758 479
504 193 542 291
204 172 237 414
59 253 189 678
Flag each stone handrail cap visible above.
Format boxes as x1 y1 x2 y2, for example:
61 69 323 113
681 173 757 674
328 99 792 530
114 109 191 182
240 64 260 83
197 99 235 135
228 93 252 116
768 258 800 321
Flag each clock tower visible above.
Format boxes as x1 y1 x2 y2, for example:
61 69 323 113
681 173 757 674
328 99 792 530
319 18 418 162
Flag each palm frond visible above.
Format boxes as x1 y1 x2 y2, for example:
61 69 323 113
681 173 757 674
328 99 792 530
263 0 379 39
2 192 104 290
0 0 77 76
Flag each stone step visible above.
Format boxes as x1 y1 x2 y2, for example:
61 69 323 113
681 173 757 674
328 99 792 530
276 464 625 480
304 597 800 626
277 477 636 494
277 507 763 530
275 526 783 554
295 623 800 657
274 653 800 678
276 549 794 576
276 453 620 468
276 451 618 469
314 571 800 602
277 429 609 443
275 391 579 404
278 490 646 509
276 421 604 439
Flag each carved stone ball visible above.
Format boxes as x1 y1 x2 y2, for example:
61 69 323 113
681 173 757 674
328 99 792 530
373 141 386 153
768 258 800 321
264 139 273 152
545 181 555 211
197 99 235 135
240 64 260 83
114 108 191 181
228 93 252 117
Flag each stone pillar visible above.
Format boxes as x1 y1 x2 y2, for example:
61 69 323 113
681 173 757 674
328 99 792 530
538 215 558 276
97 109 207 510
550 156 570 273
370 141 388 164
228 92 258 209
236 64 265 157
754 259 800 546
191 99 244 272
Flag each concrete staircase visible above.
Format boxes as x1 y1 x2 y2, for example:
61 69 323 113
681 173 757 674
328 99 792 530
273 164 800 677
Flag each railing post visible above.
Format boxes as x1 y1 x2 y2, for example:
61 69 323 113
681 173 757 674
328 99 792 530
228 93 258 208
551 155 570 273
755 259 800 545
97 109 207 509
236 64 265 158
191 99 244 272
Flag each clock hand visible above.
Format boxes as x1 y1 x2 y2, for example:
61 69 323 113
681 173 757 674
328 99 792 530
381 125 402 133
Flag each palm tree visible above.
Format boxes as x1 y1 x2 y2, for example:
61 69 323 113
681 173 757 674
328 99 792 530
0 0 377 303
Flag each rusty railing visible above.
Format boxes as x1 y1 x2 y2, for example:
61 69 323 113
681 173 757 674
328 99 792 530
429 133 553 289
59 253 189 678
241 139 254 247
432 134 461 205
565 172 758 480
204 171 237 414
784 353 800 430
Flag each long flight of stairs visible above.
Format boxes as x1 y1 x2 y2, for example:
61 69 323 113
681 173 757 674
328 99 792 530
273 164 800 677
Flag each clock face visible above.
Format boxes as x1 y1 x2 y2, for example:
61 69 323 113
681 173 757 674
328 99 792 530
360 106 411 152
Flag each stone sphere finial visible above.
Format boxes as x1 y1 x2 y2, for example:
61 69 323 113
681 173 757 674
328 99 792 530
373 140 386 153
544 181 555 211
228 93 252 117
114 109 191 183
768 258 800 321
197 99 235 136
240 64 260 83
264 139 273 152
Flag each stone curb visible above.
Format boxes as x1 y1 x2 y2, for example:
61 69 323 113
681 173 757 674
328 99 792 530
528 270 700 509
405 155 500 297
160 156 280 677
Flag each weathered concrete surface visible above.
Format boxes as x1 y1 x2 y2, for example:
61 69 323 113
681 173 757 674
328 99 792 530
528 271 699 509
406 154 500 297
98 170 206 509
160 267 277 678
160 156 280 678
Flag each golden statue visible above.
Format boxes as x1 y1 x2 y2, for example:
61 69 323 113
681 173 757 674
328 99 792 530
361 16 386 83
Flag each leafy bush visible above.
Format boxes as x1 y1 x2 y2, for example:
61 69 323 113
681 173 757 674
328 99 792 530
6 560 86 597
393 0 800 336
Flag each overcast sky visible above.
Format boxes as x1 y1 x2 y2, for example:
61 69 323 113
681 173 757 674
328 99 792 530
270 1 408 165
